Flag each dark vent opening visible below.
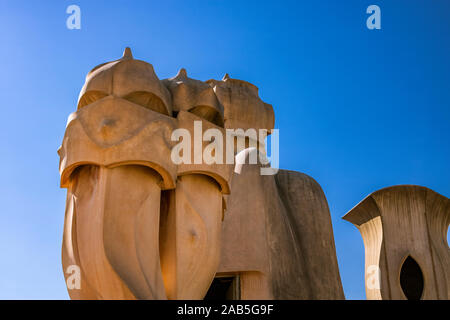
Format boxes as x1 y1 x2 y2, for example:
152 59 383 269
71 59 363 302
400 256 424 300
204 276 240 300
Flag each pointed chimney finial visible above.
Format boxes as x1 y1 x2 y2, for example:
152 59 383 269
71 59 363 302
122 47 133 60
177 68 187 79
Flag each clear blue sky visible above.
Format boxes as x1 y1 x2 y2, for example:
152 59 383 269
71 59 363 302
0 0 448 299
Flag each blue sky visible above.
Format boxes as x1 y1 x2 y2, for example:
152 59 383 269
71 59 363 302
0 0 448 299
